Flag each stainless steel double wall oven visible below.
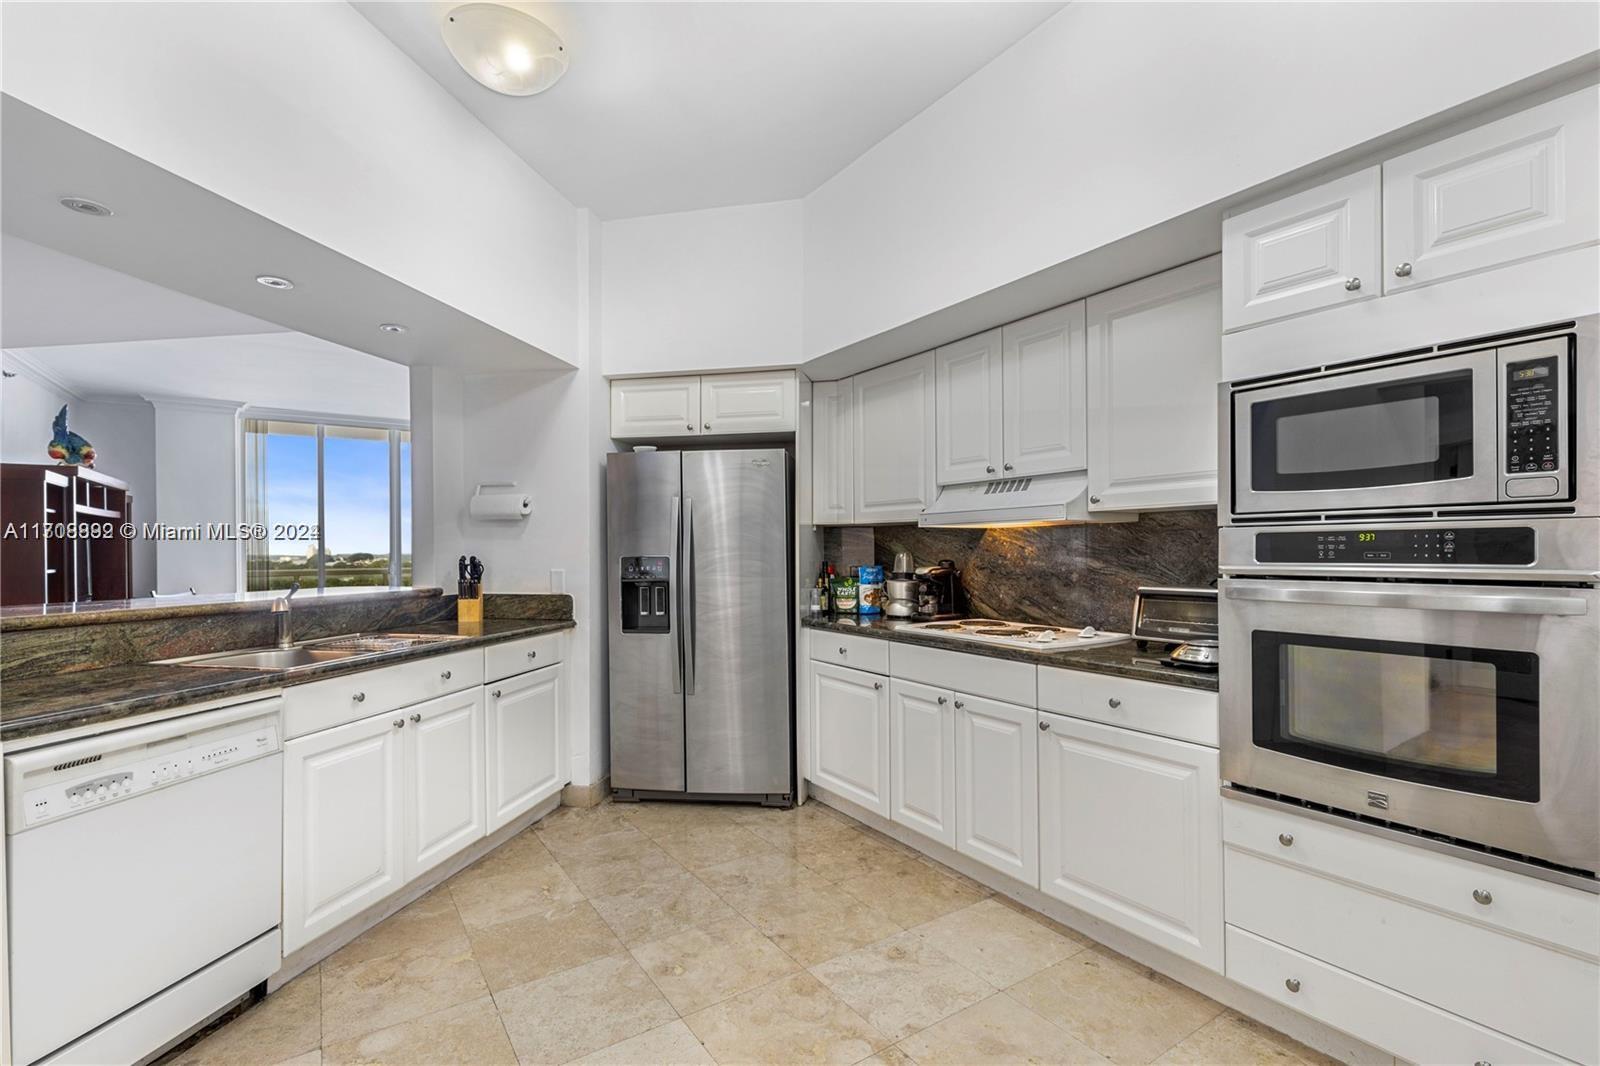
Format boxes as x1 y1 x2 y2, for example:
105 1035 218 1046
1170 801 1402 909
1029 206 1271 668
1219 317 1599 876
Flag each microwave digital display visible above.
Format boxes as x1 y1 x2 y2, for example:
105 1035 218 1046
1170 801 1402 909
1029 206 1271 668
1255 527 1536 565
1505 354 1560 474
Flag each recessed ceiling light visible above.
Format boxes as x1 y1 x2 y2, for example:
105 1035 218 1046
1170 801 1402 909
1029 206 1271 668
378 323 408 334
441 3 567 97
255 275 295 290
59 196 113 217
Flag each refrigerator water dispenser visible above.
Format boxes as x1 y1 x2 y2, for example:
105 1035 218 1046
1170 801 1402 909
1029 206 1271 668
620 556 671 633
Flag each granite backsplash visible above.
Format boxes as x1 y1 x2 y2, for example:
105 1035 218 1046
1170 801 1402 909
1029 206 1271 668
820 509 1219 631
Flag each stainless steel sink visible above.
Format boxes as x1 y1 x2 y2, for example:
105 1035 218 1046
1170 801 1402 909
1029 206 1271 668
161 632 468 672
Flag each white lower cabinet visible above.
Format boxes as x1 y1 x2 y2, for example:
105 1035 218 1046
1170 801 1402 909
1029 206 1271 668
405 689 486 879
954 694 1038 884
810 661 890 816
283 711 407 954
486 663 565 832
1037 712 1222 972
889 678 956 847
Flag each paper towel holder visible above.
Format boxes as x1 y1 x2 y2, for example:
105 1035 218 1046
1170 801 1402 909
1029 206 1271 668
469 481 532 521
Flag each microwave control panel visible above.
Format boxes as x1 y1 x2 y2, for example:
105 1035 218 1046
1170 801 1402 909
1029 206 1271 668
1505 353 1560 475
1256 527 1536 566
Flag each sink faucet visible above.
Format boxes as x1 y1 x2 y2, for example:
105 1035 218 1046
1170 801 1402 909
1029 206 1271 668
272 580 301 648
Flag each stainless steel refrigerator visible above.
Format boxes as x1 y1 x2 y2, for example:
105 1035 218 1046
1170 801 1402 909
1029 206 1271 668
607 448 793 804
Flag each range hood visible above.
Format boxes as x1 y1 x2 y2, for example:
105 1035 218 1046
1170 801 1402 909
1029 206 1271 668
918 471 1136 528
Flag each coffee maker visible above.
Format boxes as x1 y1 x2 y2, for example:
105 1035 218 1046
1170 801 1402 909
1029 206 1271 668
885 553 920 618
916 559 963 620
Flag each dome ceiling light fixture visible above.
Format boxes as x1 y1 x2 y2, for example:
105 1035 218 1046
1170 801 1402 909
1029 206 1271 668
441 3 568 97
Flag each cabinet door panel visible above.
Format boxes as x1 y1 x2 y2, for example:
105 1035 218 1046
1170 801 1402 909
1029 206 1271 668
810 662 890 815
811 379 855 525
854 353 935 524
1223 167 1380 330
890 678 955 846
936 330 1004 485
406 689 486 880
1385 88 1598 293
1002 304 1086 476
954 694 1037 884
1086 257 1222 511
611 377 701 439
283 712 405 954
1039 713 1222 972
701 371 797 434
487 664 565 833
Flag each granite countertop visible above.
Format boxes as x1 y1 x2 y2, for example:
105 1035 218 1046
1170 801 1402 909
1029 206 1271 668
1 618 575 743
802 614 1218 692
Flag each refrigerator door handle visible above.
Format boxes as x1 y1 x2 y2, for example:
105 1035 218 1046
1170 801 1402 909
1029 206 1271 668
682 496 696 695
670 494 683 696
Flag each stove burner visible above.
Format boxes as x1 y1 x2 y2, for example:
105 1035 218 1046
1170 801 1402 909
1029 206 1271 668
972 627 1020 636
923 623 963 631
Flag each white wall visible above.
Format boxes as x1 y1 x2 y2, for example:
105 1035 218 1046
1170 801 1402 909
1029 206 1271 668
801 2 1600 359
1 1 580 364
150 398 240 595
0 357 69 465
601 200 804 376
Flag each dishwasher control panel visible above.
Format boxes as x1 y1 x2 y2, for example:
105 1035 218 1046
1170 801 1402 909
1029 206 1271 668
7 702 282 829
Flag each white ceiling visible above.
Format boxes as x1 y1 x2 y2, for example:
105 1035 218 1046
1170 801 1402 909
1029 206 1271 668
1 235 288 349
4 330 410 422
354 1 1064 220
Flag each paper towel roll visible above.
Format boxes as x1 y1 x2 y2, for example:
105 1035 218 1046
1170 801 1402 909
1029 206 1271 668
469 489 532 520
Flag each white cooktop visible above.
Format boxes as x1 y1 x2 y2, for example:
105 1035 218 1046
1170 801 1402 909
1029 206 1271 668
901 618 1130 653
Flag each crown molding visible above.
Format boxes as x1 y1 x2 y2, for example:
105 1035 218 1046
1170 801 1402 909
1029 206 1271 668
1 350 84 402
77 392 156 409
142 393 246 415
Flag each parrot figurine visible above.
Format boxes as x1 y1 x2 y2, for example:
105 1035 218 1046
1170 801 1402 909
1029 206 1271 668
47 405 96 468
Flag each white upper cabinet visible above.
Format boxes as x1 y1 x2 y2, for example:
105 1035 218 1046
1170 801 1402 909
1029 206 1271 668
854 352 936 524
889 678 956 847
1384 88 1599 294
935 329 1005 486
1223 166 1381 331
1086 257 1223 511
954 693 1038 885
811 379 855 525
1002 302 1088 477
1039 712 1222 973
611 376 701 439
700 370 797 434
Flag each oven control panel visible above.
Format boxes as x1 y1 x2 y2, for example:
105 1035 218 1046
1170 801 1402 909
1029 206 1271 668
1256 527 1536 566
1505 354 1561 475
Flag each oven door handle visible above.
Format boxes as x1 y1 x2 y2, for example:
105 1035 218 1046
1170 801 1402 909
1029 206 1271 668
1224 584 1589 616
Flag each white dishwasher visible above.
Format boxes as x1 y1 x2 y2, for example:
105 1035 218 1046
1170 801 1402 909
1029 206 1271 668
5 697 284 1066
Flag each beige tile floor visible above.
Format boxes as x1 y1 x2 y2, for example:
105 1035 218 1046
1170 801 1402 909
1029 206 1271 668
170 800 1339 1066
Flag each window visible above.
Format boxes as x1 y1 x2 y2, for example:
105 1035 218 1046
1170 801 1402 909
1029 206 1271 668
242 417 411 591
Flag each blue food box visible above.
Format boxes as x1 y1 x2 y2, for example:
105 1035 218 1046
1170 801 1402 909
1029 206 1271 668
857 565 885 614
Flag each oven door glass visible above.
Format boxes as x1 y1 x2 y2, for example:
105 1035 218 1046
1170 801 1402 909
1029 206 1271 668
1251 630 1539 800
1249 370 1476 493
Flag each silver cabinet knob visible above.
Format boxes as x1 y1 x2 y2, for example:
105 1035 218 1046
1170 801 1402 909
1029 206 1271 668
1284 977 1301 993
440 669 452 681
1473 888 1493 906
873 681 883 690
839 646 847 655
686 424 694 431
985 465 996 474
954 699 964 709
1344 277 1362 291
410 713 422 723
527 650 538 660
491 689 502 698
1003 463 1014 471
392 718 404 729
1107 697 1122 709
1089 495 1101 504
1278 833 1295 847
1394 262 1413 277
1474 1061 1491 1066
353 691 366 703
1039 720 1051 731
937 696 948 705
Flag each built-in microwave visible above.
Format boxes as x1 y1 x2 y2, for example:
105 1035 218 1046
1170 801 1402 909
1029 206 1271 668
1222 318 1595 522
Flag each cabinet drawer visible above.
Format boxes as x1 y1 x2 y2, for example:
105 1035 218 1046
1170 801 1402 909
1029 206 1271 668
284 649 483 739
1225 845 1597 1062
891 643 1034 706
1223 798 1598 959
1225 925 1563 1065
484 631 565 683
810 632 889 674
1037 668 1216 747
